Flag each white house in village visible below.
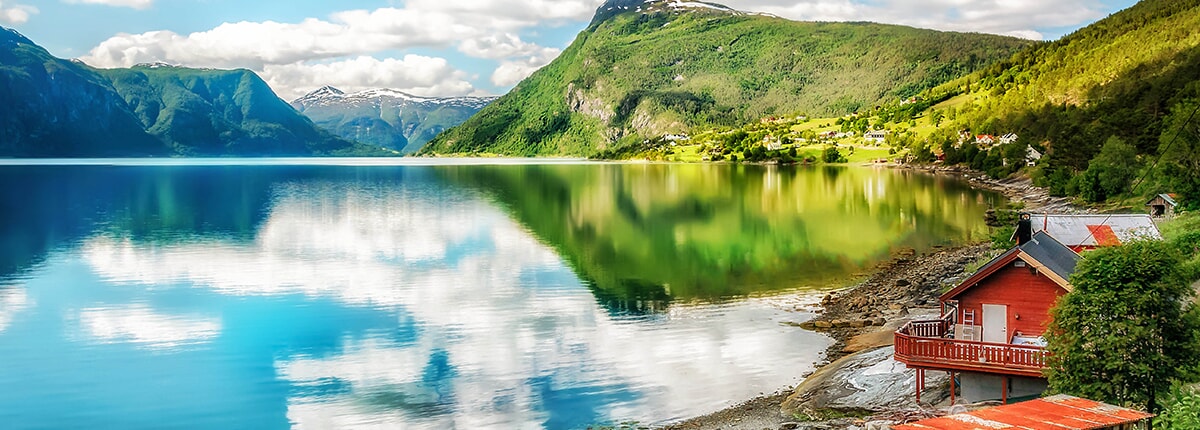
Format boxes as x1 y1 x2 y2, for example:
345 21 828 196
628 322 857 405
1026 146 1043 166
864 130 887 142
1000 133 1019 145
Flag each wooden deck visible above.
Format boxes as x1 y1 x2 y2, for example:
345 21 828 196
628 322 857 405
894 318 1047 378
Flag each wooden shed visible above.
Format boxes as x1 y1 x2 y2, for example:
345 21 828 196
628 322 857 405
1146 193 1178 218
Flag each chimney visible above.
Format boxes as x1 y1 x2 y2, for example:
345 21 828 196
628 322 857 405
1015 212 1032 245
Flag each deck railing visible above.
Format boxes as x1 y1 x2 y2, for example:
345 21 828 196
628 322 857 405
894 319 1048 378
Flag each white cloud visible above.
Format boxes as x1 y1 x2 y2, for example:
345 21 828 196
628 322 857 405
492 52 560 87
724 0 1109 40
262 56 478 100
65 0 153 10
0 0 37 24
77 2 591 97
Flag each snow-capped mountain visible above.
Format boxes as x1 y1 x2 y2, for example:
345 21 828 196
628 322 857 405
291 86 496 153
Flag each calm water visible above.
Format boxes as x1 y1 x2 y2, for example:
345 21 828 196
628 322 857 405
0 159 999 429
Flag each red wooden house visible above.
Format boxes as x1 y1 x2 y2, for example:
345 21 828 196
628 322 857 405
894 230 1080 404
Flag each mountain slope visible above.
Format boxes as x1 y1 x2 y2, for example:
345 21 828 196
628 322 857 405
0 28 164 157
1 26 382 157
98 65 365 156
923 0 1200 205
291 87 495 154
421 0 1031 156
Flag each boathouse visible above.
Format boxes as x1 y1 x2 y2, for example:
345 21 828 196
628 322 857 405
894 230 1079 404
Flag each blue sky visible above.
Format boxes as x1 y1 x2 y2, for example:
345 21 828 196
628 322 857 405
1 0 1138 100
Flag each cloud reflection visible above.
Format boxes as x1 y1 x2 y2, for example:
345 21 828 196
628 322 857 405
0 287 29 333
80 180 829 427
77 305 220 349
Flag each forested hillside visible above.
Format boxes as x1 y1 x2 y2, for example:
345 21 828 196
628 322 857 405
0 28 165 157
100 65 363 156
921 0 1200 208
420 0 1030 156
0 27 383 157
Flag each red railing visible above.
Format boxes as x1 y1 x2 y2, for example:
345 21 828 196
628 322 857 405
894 319 1048 378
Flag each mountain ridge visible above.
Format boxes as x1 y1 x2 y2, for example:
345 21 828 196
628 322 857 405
291 86 496 154
420 1 1032 156
0 26 381 157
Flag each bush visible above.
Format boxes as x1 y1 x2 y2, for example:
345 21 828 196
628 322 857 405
1154 385 1200 429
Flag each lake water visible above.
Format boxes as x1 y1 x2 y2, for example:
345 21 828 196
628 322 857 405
0 159 999 429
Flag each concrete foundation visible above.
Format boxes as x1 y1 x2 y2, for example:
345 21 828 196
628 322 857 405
959 373 1047 403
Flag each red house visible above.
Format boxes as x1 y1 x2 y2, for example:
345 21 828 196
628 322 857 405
894 230 1080 404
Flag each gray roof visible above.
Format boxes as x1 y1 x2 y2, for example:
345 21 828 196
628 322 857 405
1019 231 1080 282
1029 214 1162 248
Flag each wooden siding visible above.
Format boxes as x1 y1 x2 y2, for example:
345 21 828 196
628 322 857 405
957 262 1067 339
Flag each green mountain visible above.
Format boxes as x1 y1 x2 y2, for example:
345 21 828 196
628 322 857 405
291 86 496 154
0 27 380 157
99 65 369 156
0 28 164 157
420 0 1031 156
920 0 1200 207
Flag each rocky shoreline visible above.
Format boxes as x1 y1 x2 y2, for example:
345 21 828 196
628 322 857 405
657 168 1085 430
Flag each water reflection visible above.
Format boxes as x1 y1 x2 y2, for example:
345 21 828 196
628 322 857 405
77 305 221 350
441 163 997 312
0 161 996 429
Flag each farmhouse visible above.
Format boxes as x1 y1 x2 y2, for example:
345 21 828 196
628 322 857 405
864 130 887 142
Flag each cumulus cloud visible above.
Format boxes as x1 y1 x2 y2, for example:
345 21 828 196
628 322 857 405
0 0 37 24
262 56 478 100
492 51 562 87
65 0 154 10
77 2 599 97
726 0 1110 40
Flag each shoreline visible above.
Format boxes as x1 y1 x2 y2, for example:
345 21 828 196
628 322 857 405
660 167 1085 430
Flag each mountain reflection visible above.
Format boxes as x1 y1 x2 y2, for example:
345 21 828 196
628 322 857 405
440 163 997 312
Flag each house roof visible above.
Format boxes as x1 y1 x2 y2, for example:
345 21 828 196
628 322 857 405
893 394 1154 430
941 231 1079 301
1029 214 1161 249
1147 193 1178 207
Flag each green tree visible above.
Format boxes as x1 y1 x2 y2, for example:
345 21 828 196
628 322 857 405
822 146 845 163
1078 136 1140 203
1046 240 1200 412
930 109 945 126
1159 95 1200 211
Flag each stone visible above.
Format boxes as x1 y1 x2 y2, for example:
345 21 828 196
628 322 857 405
895 279 911 287
814 321 833 329
850 320 867 328
872 317 887 326
781 346 949 414
779 423 800 430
